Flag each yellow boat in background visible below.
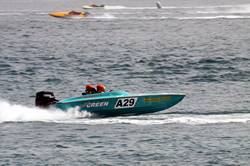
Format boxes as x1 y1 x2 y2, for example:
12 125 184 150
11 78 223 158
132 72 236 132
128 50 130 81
49 11 89 18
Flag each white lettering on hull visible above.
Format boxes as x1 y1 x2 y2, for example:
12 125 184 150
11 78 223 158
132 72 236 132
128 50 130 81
81 102 109 108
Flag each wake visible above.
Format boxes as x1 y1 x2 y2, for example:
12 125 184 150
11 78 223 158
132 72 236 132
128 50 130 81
0 100 249 125
91 13 116 19
103 4 250 13
0 100 91 123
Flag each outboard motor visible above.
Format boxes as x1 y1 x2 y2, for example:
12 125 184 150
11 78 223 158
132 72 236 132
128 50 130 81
35 91 58 108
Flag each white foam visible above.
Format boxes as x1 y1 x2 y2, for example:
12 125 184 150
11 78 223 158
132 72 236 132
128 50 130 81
163 114 250 125
92 13 116 19
68 16 86 19
104 5 127 10
0 100 91 123
104 6 162 10
90 15 250 21
0 100 249 125
71 113 250 125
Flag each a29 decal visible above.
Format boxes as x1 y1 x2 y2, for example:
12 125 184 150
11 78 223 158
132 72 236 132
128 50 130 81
115 97 138 109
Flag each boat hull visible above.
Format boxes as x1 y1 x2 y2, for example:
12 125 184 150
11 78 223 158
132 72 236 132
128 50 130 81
49 11 88 18
55 91 184 116
82 5 94 9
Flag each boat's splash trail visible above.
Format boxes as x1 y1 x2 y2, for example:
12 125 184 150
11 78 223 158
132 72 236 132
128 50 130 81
0 100 91 123
0 100 249 125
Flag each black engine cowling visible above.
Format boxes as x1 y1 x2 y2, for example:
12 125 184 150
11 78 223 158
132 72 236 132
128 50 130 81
35 91 58 108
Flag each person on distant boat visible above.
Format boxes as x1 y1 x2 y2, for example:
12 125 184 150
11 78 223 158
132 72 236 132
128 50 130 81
69 10 82 15
97 84 106 93
83 84 97 95
156 1 162 9
90 4 105 7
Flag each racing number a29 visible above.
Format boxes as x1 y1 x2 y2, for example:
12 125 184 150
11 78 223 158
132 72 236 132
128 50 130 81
115 97 137 109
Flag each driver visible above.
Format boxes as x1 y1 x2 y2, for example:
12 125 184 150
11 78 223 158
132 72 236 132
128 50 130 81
83 84 97 95
97 84 106 93
69 10 81 15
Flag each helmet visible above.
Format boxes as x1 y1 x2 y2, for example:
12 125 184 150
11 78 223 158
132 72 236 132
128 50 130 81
85 84 96 94
85 84 95 90
97 84 106 93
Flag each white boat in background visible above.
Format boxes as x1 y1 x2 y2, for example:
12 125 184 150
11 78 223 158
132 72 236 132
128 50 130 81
82 4 105 9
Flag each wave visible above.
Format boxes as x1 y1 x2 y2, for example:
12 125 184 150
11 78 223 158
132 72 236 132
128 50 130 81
1 12 249 20
196 4 250 14
45 112 250 125
68 113 250 125
176 15 250 20
0 100 249 125
103 4 250 11
103 5 161 10
90 15 250 21
0 12 24 16
0 12 47 16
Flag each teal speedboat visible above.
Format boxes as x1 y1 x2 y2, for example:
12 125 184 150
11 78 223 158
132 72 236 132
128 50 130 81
35 90 184 116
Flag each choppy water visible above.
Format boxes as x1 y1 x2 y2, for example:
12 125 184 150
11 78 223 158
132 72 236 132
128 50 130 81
0 0 250 165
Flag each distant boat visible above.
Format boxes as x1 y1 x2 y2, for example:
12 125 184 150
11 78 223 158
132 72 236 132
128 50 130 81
156 1 162 9
82 4 105 9
49 11 89 18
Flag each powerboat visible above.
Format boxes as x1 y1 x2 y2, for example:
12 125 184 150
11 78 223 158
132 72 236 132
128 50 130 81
82 4 105 9
35 90 185 116
49 11 89 18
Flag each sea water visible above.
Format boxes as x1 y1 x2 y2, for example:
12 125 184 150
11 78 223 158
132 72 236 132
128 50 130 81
0 0 250 165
